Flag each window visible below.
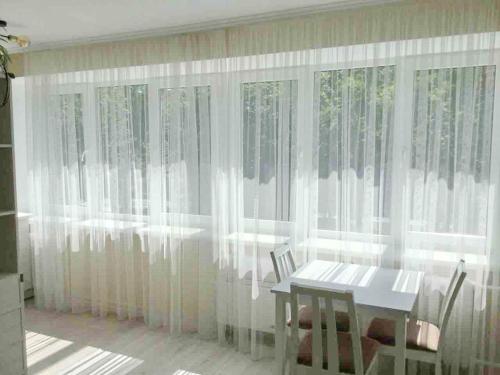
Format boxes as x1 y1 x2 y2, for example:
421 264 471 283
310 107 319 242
159 86 212 215
409 65 496 235
97 84 149 214
315 66 396 233
36 53 498 242
50 93 87 204
242 80 298 221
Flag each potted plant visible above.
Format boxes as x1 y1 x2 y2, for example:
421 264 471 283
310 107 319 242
0 20 30 106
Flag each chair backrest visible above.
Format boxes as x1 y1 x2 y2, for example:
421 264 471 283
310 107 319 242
270 244 296 282
289 283 364 375
437 259 467 352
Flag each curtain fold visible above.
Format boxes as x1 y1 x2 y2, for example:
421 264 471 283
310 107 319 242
23 0 500 373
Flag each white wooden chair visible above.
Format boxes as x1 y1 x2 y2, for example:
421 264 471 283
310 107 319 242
271 244 297 283
289 283 380 375
367 260 467 375
271 245 350 332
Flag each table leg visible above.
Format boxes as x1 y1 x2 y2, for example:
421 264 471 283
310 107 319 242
395 313 407 375
275 294 286 375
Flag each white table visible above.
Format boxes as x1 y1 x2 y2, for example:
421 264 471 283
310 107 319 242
271 260 423 375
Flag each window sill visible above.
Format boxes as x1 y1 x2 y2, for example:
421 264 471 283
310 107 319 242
403 248 488 267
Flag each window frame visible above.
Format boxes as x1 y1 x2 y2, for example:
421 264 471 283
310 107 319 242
94 81 150 215
49 84 90 212
44 47 500 260
236 69 302 223
153 74 215 218
312 63 398 235
391 50 500 258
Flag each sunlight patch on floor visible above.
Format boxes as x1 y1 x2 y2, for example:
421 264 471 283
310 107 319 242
26 331 73 367
26 330 143 375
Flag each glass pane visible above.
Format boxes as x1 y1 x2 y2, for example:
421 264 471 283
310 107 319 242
316 66 396 233
50 93 86 204
97 84 149 214
159 86 211 215
242 80 298 221
410 65 496 235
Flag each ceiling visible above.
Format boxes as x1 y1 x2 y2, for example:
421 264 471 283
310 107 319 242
1 0 387 51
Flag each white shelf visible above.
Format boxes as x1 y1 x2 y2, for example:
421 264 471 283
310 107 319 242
0 75 24 374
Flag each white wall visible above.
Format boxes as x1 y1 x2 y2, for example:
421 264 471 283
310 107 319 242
11 78 33 296
11 77 29 213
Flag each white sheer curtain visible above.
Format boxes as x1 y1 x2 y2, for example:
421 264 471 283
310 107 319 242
23 0 500 372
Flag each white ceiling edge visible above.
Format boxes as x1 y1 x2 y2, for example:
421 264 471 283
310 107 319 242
9 0 399 54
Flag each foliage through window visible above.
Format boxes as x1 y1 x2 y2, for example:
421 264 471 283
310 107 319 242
409 65 496 235
97 84 149 215
315 66 396 232
159 86 212 215
242 80 298 221
50 93 87 205
43 61 497 240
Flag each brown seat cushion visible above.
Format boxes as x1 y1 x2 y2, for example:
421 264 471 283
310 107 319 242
287 305 350 332
367 318 440 352
297 331 380 373
483 368 500 375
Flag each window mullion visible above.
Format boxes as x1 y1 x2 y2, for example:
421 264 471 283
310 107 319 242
387 60 414 268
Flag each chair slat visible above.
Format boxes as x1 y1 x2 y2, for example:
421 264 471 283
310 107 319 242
437 260 467 354
438 259 465 328
325 296 340 375
346 292 364 375
286 251 296 273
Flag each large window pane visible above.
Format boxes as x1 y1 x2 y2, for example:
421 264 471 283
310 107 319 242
316 66 395 233
97 84 149 214
159 86 211 215
50 93 86 205
409 65 496 235
242 80 297 221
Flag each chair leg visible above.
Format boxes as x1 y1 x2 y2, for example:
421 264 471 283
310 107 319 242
371 355 379 375
287 336 298 375
365 354 378 375
435 359 442 375
468 358 476 375
407 358 417 375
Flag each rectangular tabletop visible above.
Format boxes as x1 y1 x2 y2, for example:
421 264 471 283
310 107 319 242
271 260 423 314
